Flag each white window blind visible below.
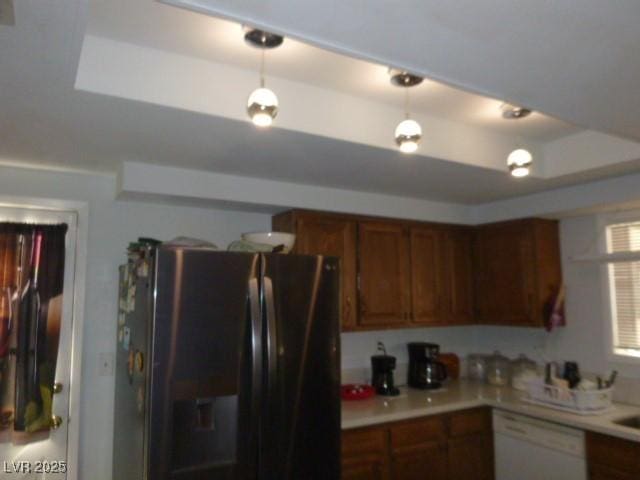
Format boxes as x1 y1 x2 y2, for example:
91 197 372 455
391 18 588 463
607 221 640 355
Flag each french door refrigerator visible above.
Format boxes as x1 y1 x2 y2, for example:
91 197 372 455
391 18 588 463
113 246 340 480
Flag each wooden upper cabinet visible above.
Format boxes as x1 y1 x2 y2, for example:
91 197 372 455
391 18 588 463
409 227 445 325
443 228 475 325
272 211 358 330
474 219 561 327
358 221 410 327
274 210 561 330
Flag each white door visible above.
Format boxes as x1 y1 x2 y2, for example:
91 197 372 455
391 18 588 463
0 206 79 479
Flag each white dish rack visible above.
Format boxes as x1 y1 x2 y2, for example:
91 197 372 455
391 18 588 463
522 378 613 415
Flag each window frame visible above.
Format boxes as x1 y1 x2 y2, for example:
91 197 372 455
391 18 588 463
599 210 640 365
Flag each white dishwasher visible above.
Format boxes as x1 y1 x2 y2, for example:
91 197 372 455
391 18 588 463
493 410 587 480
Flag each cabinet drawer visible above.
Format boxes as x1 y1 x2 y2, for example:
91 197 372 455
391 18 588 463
448 408 491 437
342 427 388 457
390 416 446 449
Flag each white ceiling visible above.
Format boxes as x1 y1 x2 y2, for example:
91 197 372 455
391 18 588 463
162 0 640 142
1 0 640 206
87 0 577 143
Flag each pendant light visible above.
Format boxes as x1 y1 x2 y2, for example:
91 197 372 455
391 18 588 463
507 148 533 177
245 29 283 128
390 70 423 154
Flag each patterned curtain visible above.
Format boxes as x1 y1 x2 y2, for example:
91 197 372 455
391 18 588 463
0 223 67 435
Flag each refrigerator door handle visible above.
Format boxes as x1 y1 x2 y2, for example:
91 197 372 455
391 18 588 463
263 275 277 411
247 276 261 477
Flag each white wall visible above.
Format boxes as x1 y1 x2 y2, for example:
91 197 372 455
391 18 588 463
0 165 271 480
3 163 639 480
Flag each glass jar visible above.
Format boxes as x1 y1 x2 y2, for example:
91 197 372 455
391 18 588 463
467 354 488 382
510 354 538 391
486 351 510 387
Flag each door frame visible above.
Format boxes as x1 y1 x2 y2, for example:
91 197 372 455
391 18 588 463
0 194 88 480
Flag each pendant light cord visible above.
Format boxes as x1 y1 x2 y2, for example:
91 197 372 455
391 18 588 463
404 88 410 120
260 48 265 88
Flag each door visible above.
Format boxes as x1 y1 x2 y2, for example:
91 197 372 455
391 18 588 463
358 222 410 327
294 215 357 331
0 207 78 480
149 250 260 480
261 253 340 480
474 222 536 325
444 228 474 325
409 227 444 325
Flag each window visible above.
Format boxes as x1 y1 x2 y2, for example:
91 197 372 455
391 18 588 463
607 220 640 358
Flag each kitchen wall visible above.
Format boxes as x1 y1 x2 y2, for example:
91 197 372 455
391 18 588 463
2 163 639 480
0 165 271 480
342 213 640 403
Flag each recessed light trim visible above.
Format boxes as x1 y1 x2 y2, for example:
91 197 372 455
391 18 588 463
501 103 532 119
389 70 424 87
244 29 284 49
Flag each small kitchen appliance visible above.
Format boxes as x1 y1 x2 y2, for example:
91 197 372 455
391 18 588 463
407 342 448 389
371 342 400 396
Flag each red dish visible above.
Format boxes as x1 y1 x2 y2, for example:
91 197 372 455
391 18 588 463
341 384 375 401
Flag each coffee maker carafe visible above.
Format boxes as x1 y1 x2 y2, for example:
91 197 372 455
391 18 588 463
408 342 448 389
371 342 400 396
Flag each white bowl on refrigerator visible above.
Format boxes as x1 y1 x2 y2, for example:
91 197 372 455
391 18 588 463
241 232 296 253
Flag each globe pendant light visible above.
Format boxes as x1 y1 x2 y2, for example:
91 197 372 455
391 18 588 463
244 29 283 128
390 70 423 154
507 148 533 177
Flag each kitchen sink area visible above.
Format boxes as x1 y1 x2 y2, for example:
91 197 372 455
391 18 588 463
613 415 640 430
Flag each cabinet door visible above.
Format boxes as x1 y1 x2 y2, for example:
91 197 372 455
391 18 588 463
391 444 447 480
294 215 358 330
474 222 536 325
447 432 494 480
443 228 474 325
589 465 637 480
342 455 389 480
409 227 445 325
358 222 410 327
342 427 389 480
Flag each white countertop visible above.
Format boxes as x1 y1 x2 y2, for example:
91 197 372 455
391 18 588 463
341 380 640 443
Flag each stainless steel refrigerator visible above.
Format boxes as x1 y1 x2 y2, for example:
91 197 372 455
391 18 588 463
113 246 340 480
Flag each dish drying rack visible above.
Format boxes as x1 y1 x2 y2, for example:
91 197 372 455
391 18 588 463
522 379 614 415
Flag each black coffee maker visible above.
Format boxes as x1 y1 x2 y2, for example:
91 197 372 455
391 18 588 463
408 342 448 389
371 342 400 396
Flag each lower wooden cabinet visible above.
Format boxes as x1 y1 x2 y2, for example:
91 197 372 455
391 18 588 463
342 455 389 480
589 464 638 480
342 427 390 480
391 444 448 480
586 431 640 480
447 433 494 480
342 408 494 480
